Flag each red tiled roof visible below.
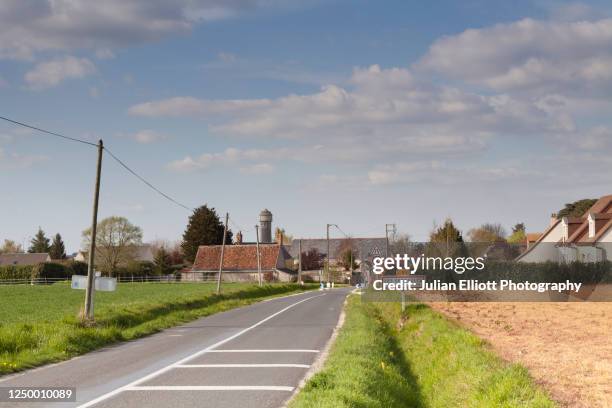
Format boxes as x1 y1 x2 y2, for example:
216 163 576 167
583 195 612 216
525 233 542 243
192 244 283 271
567 195 612 244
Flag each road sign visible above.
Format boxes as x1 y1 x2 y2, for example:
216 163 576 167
71 275 117 292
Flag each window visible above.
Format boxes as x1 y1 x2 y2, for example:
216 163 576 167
588 215 595 238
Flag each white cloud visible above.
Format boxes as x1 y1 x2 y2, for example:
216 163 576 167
167 147 282 172
0 148 48 169
367 161 534 186
130 130 167 144
419 18 612 95
239 163 275 174
25 56 95 90
130 64 570 150
0 1 302 60
94 49 115 60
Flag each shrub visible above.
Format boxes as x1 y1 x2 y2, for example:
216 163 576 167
0 265 34 280
418 260 611 284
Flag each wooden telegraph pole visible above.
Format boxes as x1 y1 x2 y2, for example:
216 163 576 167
216 213 229 294
84 140 103 321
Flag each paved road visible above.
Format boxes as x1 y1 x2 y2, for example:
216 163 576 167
0 288 349 408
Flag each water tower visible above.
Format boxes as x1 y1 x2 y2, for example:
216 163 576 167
259 209 273 243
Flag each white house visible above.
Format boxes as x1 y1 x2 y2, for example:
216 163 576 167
518 195 612 262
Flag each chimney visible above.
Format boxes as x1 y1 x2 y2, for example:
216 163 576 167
235 231 243 244
259 209 272 243
550 213 558 226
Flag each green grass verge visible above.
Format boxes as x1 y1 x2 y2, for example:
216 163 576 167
0 282 315 374
290 297 556 408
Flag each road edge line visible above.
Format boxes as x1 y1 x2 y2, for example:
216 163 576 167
282 291 351 407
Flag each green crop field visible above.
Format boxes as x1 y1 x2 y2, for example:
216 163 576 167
290 296 556 408
0 282 314 374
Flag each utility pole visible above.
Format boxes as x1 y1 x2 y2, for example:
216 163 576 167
216 212 229 294
326 224 337 283
385 223 396 257
84 140 103 321
298 239 302 284
326 224 330 283
255 224 262 286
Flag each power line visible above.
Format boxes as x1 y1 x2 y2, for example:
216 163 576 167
0 114 194 213
0 115 98 147
103 147 193 212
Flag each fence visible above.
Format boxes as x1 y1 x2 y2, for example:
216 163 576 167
0 273 218 286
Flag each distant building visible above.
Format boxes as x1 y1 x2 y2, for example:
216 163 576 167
259 209 273 243
0 253 50 266
288 238 386 264
189 243 295 282
525 232 542 248
518 194 612 262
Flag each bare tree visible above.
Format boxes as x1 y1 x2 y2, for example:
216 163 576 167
0 239 24 254
82 216 143 276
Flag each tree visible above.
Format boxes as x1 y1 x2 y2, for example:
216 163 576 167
154 246 173 275
181 205 232 263
0 239 24 254
557 199 597 218
274 227 293 244
430 219 464 243
301 248 324 270
337 238 357 271
49 233 67 260
507 223 527 244
467 223 507 242
28 227 51 253
428 218 467 257
82 216 143 276
390 233 413 255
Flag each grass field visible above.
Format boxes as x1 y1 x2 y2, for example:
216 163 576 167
0 282 314 375
290 296 556 408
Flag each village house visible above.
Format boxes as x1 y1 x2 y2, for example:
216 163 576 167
189 243 295 282
0 253 50 266
518 194 612 262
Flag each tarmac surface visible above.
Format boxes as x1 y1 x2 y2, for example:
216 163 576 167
0 288 350 408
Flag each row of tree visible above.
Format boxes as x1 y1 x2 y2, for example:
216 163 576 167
0 228 67 259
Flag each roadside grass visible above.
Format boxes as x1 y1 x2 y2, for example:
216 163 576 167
289 295 425 408
0 282 315 375
384 302 556 408
291 297 556 408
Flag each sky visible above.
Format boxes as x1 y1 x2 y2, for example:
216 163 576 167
1 0 612 252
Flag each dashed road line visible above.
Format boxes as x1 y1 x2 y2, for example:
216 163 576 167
76 293 326 408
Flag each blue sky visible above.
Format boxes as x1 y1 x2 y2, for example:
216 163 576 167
1 0 612 251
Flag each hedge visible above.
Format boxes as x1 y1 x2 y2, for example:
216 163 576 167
419 260 612 284
0 261 88 282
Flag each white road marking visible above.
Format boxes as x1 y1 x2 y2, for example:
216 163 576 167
175 364 310 368
167 334 183 337
126 385 295 392
207 349 319 353
76 293 326 408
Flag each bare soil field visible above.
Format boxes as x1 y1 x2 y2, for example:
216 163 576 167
431 301 612 408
